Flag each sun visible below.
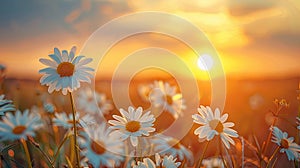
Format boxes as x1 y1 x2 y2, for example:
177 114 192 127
197 54 214 71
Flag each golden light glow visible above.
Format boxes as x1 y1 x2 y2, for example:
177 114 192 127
0 0 299 79
197 54 214 71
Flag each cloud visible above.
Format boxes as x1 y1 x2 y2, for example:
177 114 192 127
227 0 277 16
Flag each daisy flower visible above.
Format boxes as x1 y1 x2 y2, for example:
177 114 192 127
132 153 181 168
0 94 15 115
138 84 152 102
108 106 155 147
76 88 113 115
152 135 193 164
150 80 186 119
53 112 94 129
0 110 42 141
132 158 154 168
201 157 224 168
271 126 300 161
39 46 94 95
297 117 300 130
79 123 124 167
156 153 181 168
192 106 238 149
43 102 56 114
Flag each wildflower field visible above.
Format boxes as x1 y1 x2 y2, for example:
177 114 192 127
0 45 299 168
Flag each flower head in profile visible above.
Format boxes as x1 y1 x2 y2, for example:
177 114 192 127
0 94 15 116
0 110 42 141
150 80 186 119
43 102 56 114
76 88 113 115
108 106 155 147
132 153 181 168
192 106 238 149
271 126 300 161
39 46 94 95
53 112 94 129
79 123 124 167
152 134 193 165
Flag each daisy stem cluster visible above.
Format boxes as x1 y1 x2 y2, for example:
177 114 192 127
265 146 280 168
69 92 80 167
262 100 287 157
53 133 71 165
28 137 54 168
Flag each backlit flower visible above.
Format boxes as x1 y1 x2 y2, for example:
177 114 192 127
108 106 155 147
271 126 300 161
76 88 113 115
39 46 94 95
192 106 238 149
132 153 181 168
79 123 124 167
150 80 186 119
0 94 15 116
0 110 42 141
155 153 181 168
152 134 193 164
132 158 155 168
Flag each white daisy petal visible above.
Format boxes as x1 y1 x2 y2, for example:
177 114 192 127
130 136 138 147
220 113 228 123
39 58 57 67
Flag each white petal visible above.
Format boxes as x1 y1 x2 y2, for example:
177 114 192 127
220 113 228 122
130 136 138 147
215 108 220 119
223 122 234 128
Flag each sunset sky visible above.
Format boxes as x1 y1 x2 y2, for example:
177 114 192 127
0 0 299 80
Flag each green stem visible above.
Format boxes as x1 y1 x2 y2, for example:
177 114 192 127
196 140 210 168
266 146 280 168
52 133 72 164
28 137 54 168
262 109 280 156
21 138 32 168
69 92 80 168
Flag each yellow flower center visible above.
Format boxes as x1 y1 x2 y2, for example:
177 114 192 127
126 121 141 133
280 139 289 149
165 95 173 105
91 140 106 155
12 125 26 135
168 139 181 149
209 119 224 133
56 62 75 77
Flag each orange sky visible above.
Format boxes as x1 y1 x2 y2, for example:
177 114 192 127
0 0 299 80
